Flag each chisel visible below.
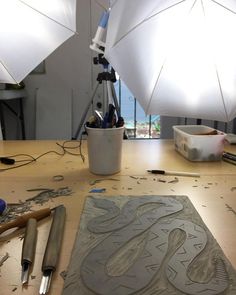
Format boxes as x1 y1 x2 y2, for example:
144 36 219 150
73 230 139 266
0 208 53 235
39 205 66 295
21 218 37 285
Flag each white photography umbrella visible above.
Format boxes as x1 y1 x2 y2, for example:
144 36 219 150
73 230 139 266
105 0 236 122
0 0 76 84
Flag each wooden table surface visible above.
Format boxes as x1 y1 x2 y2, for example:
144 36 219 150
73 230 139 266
0 139 236 295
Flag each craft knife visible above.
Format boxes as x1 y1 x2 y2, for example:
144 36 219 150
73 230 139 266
39 205 66 295
21 218 37 284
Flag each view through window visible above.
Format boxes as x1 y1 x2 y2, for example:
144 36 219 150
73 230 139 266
114 80 160 139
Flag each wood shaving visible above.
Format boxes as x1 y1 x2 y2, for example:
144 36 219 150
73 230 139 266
27 188 52 192
0 187 73 223
89 178 119 185
0 252 9 267
158 179 166 183
225 204 236 216
53 175 64 182
129 176 139 180
168 177 179 184
26 187 72 204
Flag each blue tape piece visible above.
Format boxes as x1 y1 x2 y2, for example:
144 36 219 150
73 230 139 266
99 11 109 28
89 188 106 193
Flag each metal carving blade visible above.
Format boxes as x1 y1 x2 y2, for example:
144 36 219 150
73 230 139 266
39 271 52 295
21 262 30 285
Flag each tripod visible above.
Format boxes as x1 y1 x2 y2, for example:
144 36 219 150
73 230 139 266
72 54 120 140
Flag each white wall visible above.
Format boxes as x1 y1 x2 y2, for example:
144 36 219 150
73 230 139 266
22 0 109 139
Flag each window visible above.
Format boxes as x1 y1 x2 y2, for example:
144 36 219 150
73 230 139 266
114 79 160 139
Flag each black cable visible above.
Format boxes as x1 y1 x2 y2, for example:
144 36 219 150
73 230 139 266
56 138 85 162
0 139 85 172
7 153 36 162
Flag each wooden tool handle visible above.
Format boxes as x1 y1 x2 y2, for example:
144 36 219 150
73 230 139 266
42 205 66 272
0 208 51 235
21 218 37 264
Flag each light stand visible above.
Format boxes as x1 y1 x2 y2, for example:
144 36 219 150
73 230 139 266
72 54 120 140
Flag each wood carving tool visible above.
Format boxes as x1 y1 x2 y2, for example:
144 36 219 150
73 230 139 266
0 207 54 235
39 205 66 295
21 218 37 285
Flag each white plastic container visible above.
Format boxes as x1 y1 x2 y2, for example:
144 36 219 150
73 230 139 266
173 125 226 161
86 126 124 175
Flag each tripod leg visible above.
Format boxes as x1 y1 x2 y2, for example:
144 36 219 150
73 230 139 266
72 82 100 140
111 82 120 117
103 81 108 115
